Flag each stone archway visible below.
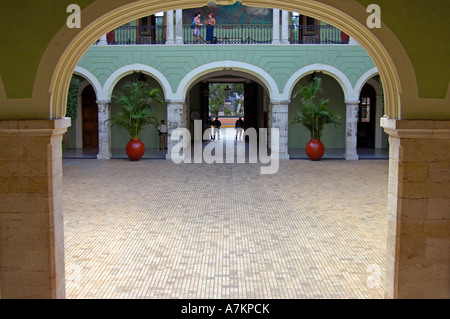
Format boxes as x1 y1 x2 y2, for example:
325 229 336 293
166 62 280 159
103 64 174 101
2 1 448 299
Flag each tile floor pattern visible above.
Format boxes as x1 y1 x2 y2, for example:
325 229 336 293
63 158 388 299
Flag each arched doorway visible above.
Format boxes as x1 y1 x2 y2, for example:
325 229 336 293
108 72 168 158
81 85 99 149
288 73 347 159
357 84 376 149
186 71 271 139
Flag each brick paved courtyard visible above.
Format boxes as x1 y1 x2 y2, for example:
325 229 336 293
63 157 388 299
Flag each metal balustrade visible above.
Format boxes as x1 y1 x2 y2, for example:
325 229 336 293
290 24 350 44
183 24 273 44
97 24 349 45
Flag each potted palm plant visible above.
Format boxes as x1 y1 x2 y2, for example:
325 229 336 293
110 80 163 161
291 77 340 161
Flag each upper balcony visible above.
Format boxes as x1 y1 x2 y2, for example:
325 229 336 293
102 23 351 45
95 7 356 46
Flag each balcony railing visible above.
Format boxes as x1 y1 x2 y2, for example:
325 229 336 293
290 25 350 44
183 24 273 44
104 25 167 45
100 24 349 45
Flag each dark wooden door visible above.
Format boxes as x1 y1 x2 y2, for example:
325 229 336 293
137 15 160 44
357 84 376 148
299 15 319 44
82 85 98 149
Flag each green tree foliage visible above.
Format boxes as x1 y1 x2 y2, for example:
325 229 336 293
209 83 244 116
66 75 81 120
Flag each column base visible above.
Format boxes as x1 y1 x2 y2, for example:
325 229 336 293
275 153 290 160
344 153 359 160
97 153 112 160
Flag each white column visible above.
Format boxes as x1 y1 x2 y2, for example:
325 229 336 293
344 100 359 160
165 11 175 45
272 9 281 44
166 100 185 160
281 10 290 44
175 9 184 44
98 34 108 45
96 100 112 160
271 101 289 159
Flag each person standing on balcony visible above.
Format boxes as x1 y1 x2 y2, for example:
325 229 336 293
193 12 203 44
205 13 216 44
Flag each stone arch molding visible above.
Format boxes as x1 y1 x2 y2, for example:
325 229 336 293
283 64 357 101
50 0 405 120
354 67 380 97
175 61 281 102
73 66 104 100
103 64 174 101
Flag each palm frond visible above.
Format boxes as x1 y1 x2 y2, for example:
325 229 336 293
291 77 340 140
110 80 164 139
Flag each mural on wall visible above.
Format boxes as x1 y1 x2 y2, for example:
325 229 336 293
183 1 272 25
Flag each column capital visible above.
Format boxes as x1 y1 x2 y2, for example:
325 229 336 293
0 118 71 137
271 101 290 114
270 99 290 106
381 118 450 139
96 100 111 106
344 100 360 106
166 99 186 105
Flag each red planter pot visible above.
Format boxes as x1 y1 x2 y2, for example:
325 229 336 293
305 139 325 161
126 139 145 161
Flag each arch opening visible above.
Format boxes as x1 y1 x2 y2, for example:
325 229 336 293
48 0 404 300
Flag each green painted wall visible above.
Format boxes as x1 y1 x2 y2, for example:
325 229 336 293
0 0 94 98
356 0 450 99
78 45 375 95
